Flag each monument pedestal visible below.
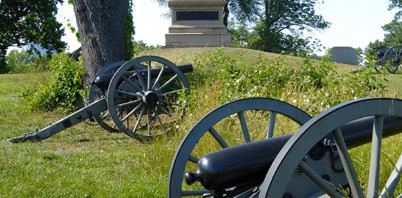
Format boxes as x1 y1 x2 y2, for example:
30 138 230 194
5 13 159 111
165 0 231 47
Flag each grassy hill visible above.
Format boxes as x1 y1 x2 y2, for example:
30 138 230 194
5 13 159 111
0 47 401 197
137 47 359 72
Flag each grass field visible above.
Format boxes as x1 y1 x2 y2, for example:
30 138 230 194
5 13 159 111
1 47 401 197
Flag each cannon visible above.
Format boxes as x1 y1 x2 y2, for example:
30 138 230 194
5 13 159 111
8 56 193 143
375 46 402 73
168 97 402 197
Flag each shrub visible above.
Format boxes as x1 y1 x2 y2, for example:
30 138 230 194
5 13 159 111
22 53 85 112
186 49 387 116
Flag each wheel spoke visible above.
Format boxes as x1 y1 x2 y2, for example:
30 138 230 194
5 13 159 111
152 66 166 90
99 112 118 130
267 111 276 138
157 74 178 91
121 102 143 123
159 105 172 117
367 115 384 197
135 68 147 90
380 152 402 197
100 113 111 122
115 98 141 108
155 113 167 131
147 61 151 90
299 161 344 198
147 107 152 135
333 128 365 198
238 111 251 143
132 105 146 133
122 74 142 91
117 106 125 119
116 89 141 97
208 127 228 148
162 88 186 97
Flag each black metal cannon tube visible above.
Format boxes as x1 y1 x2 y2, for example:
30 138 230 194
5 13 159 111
93 64 193 90
137 64 193 77
186 116 402 191
342 116 402 148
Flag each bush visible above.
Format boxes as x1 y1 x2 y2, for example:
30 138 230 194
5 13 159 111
187 49 387 116
22 53 85 112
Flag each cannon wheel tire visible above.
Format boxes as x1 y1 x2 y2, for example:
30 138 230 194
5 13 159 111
168 98 312 197
259 98 402 198
107 56 190 141
88 60 126 132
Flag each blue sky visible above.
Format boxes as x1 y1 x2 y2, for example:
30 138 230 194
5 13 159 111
57 0 397 54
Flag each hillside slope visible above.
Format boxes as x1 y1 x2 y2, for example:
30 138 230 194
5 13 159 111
136 47 358 72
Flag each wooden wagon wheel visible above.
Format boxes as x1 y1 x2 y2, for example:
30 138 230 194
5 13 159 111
382 46 402 73
88 60 126 132
259 98 402 197
168 98 312 197
107 56 190 141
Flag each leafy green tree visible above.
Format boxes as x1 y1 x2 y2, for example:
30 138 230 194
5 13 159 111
0 0 66 73
230 0 330 56
382 19 402 46
366 1 402 55
225 0 260 25
366 40 388 56
389 0 402 18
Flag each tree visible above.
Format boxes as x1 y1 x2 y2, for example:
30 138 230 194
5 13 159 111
389 0 402 18
366 0 402 55
230 0 330 56
225 0 260 26
382 19 402 46
0 0 65 73
366 40 388 56
71 0 132 85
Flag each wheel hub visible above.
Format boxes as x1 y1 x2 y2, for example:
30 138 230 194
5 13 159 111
142 91 159 107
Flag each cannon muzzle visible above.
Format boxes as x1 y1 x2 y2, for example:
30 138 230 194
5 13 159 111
186 116 402 191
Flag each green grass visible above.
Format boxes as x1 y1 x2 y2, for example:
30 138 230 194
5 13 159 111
1 47 401 197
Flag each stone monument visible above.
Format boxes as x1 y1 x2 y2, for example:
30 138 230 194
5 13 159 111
329 46 359 65
165 0 231 47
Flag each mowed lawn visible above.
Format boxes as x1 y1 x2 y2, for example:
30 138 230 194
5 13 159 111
1 48 401 197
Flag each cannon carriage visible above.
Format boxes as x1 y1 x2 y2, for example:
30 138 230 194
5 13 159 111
168 97 402 197
8 55 193 142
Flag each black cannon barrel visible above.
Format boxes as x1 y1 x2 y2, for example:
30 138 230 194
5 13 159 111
186 116 402 191
137 64 193 77
93 64 193 90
